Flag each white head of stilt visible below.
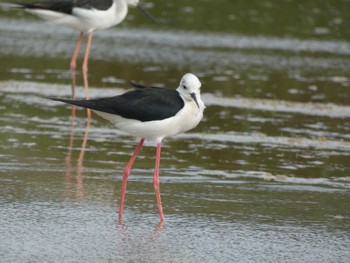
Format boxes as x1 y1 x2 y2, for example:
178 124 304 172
176 73 205 110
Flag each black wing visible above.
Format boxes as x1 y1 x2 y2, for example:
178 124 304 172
50 87 184 122
16 0 113 14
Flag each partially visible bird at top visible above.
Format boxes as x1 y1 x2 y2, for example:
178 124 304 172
12 0 158 99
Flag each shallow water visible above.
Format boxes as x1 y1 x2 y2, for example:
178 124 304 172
1 0 350 262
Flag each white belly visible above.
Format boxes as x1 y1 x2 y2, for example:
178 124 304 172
94 100 204 143
26 3 126 32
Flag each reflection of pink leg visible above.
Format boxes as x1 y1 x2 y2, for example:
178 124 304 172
154 143 165 222
77 115 91 168
119 138 145 222
70 32 84 99
76 116 91 200
82 32 93 100
63 106 76 198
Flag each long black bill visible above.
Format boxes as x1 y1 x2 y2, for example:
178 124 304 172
137 2 159 24
190 93 200 108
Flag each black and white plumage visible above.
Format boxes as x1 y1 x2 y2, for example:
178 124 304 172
51 73 205 143
50 73 205 222
15 0 156 32
14 0 157 99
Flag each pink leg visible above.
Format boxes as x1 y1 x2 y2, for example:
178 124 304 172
70 32 84 99
82 32 93 119
119 138 145 222
154 143 165 222
82 32 93 100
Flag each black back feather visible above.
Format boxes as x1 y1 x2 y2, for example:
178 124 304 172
128 81 164 90
17 0 113 14
50 87 185 122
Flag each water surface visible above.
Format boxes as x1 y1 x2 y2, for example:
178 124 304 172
1 0 350 262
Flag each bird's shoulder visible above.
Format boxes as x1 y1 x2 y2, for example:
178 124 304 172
122 87 181 104
74 0 114 11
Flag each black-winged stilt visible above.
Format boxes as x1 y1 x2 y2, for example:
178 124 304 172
49 73 205 222
14 0 157 99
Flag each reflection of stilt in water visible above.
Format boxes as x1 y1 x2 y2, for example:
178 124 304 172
76 109 91 200
150 221 164 242
63 106 76 198
63 108 91 200
147 221 165 259
115 221 164 255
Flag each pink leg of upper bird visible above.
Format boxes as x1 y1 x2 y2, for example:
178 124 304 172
82 32 93 118
70 32 84 99
82 32 93 101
